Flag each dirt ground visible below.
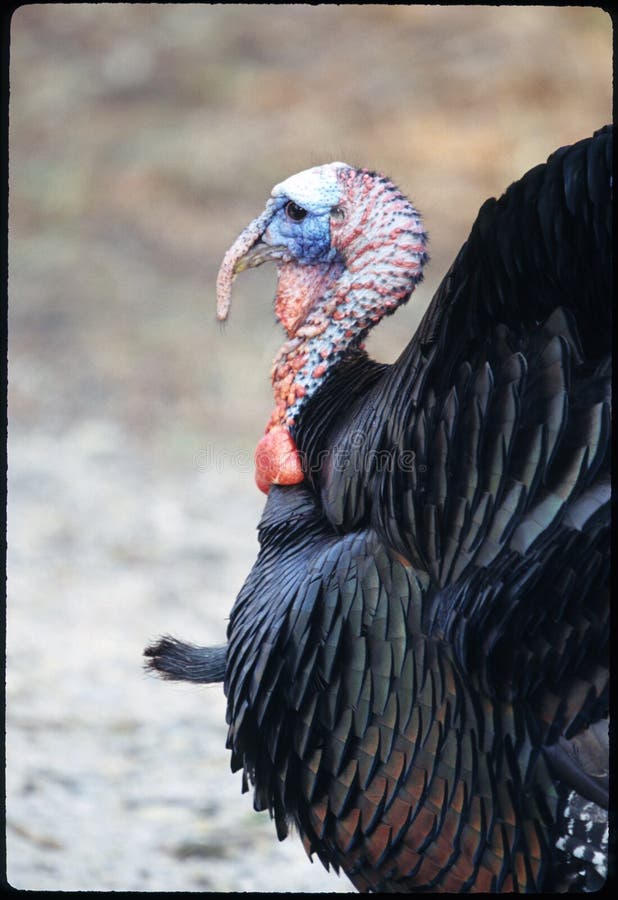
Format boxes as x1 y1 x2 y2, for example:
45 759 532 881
6 4 612 892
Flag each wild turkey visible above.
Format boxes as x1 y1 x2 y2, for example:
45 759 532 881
145 126 611 892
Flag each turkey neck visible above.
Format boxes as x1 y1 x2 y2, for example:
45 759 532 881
268 168 428 432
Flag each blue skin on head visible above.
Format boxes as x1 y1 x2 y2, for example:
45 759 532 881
263 196 338 265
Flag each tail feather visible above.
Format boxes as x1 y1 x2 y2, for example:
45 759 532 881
144 636 226 684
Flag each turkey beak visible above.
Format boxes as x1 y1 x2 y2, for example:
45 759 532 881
232 242 291 274
216 201 289 322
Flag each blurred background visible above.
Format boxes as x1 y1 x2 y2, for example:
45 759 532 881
7 4 612 892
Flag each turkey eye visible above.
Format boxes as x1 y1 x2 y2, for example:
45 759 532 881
285 201 307 222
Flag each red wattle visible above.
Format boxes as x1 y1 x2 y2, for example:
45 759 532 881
254 425 304 494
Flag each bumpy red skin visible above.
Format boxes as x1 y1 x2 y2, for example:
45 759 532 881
254 426 304 493
253 263 340 492
219 166 427 494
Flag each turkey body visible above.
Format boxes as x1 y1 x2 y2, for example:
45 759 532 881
146 127 611 892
